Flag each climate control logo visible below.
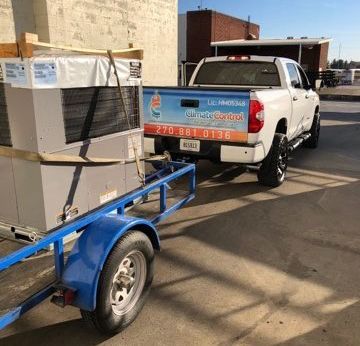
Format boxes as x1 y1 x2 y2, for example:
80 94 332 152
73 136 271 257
150 92 161 119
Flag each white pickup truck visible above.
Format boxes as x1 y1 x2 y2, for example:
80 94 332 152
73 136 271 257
144 55 320 187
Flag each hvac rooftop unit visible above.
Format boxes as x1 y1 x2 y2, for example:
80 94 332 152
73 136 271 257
0 53 144 235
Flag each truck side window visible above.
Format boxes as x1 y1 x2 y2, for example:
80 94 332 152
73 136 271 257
296 66 311 89
286 63 301 88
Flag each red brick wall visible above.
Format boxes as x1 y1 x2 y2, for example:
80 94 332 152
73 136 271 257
318 42 329 70
186 10 260 63
212 12 260 42
186 11 213 63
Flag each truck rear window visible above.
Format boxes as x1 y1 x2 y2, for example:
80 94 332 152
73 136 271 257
194 61 281 87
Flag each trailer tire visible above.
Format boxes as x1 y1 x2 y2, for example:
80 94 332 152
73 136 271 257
304 113 320 149
81 230 154 335
257 133 288 187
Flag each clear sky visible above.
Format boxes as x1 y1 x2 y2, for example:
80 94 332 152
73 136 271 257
179 0 360 62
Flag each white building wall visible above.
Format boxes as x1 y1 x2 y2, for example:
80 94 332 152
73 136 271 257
0 0 178 86
0 0 16 42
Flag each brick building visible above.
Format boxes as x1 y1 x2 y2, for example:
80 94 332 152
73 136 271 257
185 10 260 63
0 0 178 86
180 9 331 74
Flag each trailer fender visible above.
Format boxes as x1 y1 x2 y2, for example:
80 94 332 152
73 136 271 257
61 214 159 311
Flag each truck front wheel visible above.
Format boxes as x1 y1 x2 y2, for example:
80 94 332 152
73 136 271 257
81 231 154 335
257 133 288 187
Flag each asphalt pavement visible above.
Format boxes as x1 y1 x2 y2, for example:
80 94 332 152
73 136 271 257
0 101 359 346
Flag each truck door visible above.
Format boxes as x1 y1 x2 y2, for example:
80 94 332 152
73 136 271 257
286 63 308 139
296 65 316 131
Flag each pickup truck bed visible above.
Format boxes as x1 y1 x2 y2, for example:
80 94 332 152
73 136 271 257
144 86 252 161
143 85 291 164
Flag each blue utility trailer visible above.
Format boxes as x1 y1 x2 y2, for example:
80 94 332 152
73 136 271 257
0 161 195 335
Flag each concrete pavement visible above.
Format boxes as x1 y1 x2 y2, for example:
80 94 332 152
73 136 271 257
0 101 360 345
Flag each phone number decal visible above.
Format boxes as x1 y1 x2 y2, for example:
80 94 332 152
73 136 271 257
144 124 247 142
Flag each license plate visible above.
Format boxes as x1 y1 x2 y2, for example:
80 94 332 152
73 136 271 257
180 139 200 152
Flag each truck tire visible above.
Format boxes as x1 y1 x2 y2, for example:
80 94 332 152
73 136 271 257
257 133 288 187
304 113 320 148
81 231 154 335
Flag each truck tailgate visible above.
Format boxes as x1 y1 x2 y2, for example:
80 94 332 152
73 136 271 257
143 87 250 143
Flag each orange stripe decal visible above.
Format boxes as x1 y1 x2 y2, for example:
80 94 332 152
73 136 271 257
145 124 248 142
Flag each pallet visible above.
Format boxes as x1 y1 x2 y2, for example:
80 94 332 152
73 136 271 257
0 32 143 60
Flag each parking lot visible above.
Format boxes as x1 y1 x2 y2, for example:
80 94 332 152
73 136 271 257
0 100 359 346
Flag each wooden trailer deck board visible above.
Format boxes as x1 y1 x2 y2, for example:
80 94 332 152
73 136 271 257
0 239 56 315
0 32 143 59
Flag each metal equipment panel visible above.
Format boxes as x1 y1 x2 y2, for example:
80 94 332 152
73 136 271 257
0 84 12 147
0 157 18 225
61 86 140 144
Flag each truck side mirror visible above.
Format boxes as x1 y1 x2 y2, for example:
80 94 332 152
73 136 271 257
291 80 301 89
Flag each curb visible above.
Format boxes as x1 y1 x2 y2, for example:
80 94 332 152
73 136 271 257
319 94 360 102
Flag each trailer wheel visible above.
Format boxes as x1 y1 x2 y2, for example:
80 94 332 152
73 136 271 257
257 133 288 187
304 113 320 148
81 231 154 335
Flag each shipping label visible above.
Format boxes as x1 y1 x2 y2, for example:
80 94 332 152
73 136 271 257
33 62 57 85
5 63 27 85
100 189 118 204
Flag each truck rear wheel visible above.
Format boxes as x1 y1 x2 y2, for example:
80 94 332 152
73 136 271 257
304 113 320 148
81 231 154 335
257 133 288 187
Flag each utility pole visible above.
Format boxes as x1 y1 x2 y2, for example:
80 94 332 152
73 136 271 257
338 43 342 59
199 0 203 10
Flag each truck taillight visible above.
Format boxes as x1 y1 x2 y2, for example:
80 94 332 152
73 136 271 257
249 100 265 133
